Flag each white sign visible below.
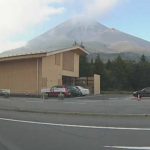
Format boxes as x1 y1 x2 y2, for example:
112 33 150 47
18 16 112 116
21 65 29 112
41 88 50 93
53 88 65 92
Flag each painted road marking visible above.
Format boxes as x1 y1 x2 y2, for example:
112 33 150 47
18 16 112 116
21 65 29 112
109 98 119 100
75 95 102 99
63 102 86 104
105 146 150 149
27 100 43 103
1 117 150 131
25 99 98 104
78 100 103 103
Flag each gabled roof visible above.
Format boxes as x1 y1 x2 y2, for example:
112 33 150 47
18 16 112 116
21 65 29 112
46 46 88 56
0 46 89 62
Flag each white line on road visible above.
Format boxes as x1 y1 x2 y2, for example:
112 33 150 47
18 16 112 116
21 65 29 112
105 146 150 149
1 117 150 131
27 100 43 103
63 102 86 104
27 99 58 102
75 95 101 99
109 98 119 100
76 100 103 103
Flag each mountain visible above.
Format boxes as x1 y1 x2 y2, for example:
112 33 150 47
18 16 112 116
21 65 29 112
27 17 150 54
1 17 150 59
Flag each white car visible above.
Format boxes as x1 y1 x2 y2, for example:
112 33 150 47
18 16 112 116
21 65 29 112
76 86 90 96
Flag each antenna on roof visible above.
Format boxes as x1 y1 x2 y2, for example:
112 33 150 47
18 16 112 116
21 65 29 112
80 41 85 49
73 41 77 46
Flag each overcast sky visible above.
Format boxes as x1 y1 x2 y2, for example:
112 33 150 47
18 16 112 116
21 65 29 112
0 0 150 52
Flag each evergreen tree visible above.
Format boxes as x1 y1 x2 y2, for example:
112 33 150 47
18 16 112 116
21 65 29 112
140 54 146 63
105 59 112 70
94 55 104 74
79 54 150 91
79 56 93 77
135 55 150 88
79 56 89 77
110 56 130 90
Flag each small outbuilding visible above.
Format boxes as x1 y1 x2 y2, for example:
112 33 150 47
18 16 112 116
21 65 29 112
0 46 88 96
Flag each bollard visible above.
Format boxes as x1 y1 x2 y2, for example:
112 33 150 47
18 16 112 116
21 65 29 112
137 94 141 101
58 92 64 100
42 92 48 100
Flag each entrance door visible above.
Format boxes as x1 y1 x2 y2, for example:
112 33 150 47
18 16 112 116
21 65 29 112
62 76 75 85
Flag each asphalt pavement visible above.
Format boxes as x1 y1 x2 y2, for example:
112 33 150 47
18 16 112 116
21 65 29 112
0 110 150 150
0 94 150 116
0 95 150 150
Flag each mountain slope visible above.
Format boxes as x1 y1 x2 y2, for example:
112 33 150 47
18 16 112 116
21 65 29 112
1 17 150 58
27 17 150 54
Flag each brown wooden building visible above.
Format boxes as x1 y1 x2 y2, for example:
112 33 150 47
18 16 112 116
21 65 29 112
0 46 88 95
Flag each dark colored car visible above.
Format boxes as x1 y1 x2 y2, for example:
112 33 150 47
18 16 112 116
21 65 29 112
133 87 150 97
48 85 71 97
66 86 82 97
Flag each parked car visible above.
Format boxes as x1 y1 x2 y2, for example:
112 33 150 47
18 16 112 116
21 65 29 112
48 85 71 97
133 87 150 98
76 86 90 96
66 86 82 97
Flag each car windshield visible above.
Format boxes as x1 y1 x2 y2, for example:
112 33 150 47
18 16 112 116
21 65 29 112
77 86 84 89
142 89 146 91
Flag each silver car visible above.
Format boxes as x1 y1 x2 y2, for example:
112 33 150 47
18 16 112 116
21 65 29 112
76 86 90 96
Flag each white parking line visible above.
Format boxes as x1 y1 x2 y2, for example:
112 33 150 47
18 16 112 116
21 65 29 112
63 102 86 104
78 100 102 103
75 95 101 99
109 98 119 100
27 100 43 103
105 146 150 149
1 117 150 131
27 100 58 103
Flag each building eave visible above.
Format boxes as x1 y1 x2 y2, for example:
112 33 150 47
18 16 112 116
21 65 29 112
0 53 47 62
0 46 89 62
46 46 89 56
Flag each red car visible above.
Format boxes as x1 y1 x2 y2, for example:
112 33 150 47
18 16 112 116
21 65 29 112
48 85 71 97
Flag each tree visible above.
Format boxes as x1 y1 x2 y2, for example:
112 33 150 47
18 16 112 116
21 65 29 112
134 55 150 89
110 56 131 90
79 56 94 77
140 54 146 63
94 55 104 74
105 59 112 70
79 54 150 91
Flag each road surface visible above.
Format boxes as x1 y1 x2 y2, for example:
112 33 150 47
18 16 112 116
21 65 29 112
0 109 150 150
0 94 150 115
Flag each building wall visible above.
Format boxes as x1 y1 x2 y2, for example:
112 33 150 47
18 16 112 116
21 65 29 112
62 52 79 77
94 74 100 95
42 54 62 89
0 58 42 95
0 50 81 95
42 51 80 88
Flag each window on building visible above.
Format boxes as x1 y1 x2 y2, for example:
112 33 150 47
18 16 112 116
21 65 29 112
55 54 60 65
63 51 74 71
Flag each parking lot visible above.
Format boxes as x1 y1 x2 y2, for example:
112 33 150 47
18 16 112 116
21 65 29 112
0 94 150 116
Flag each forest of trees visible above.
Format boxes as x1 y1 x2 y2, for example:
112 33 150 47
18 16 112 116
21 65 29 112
79 55 150 91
